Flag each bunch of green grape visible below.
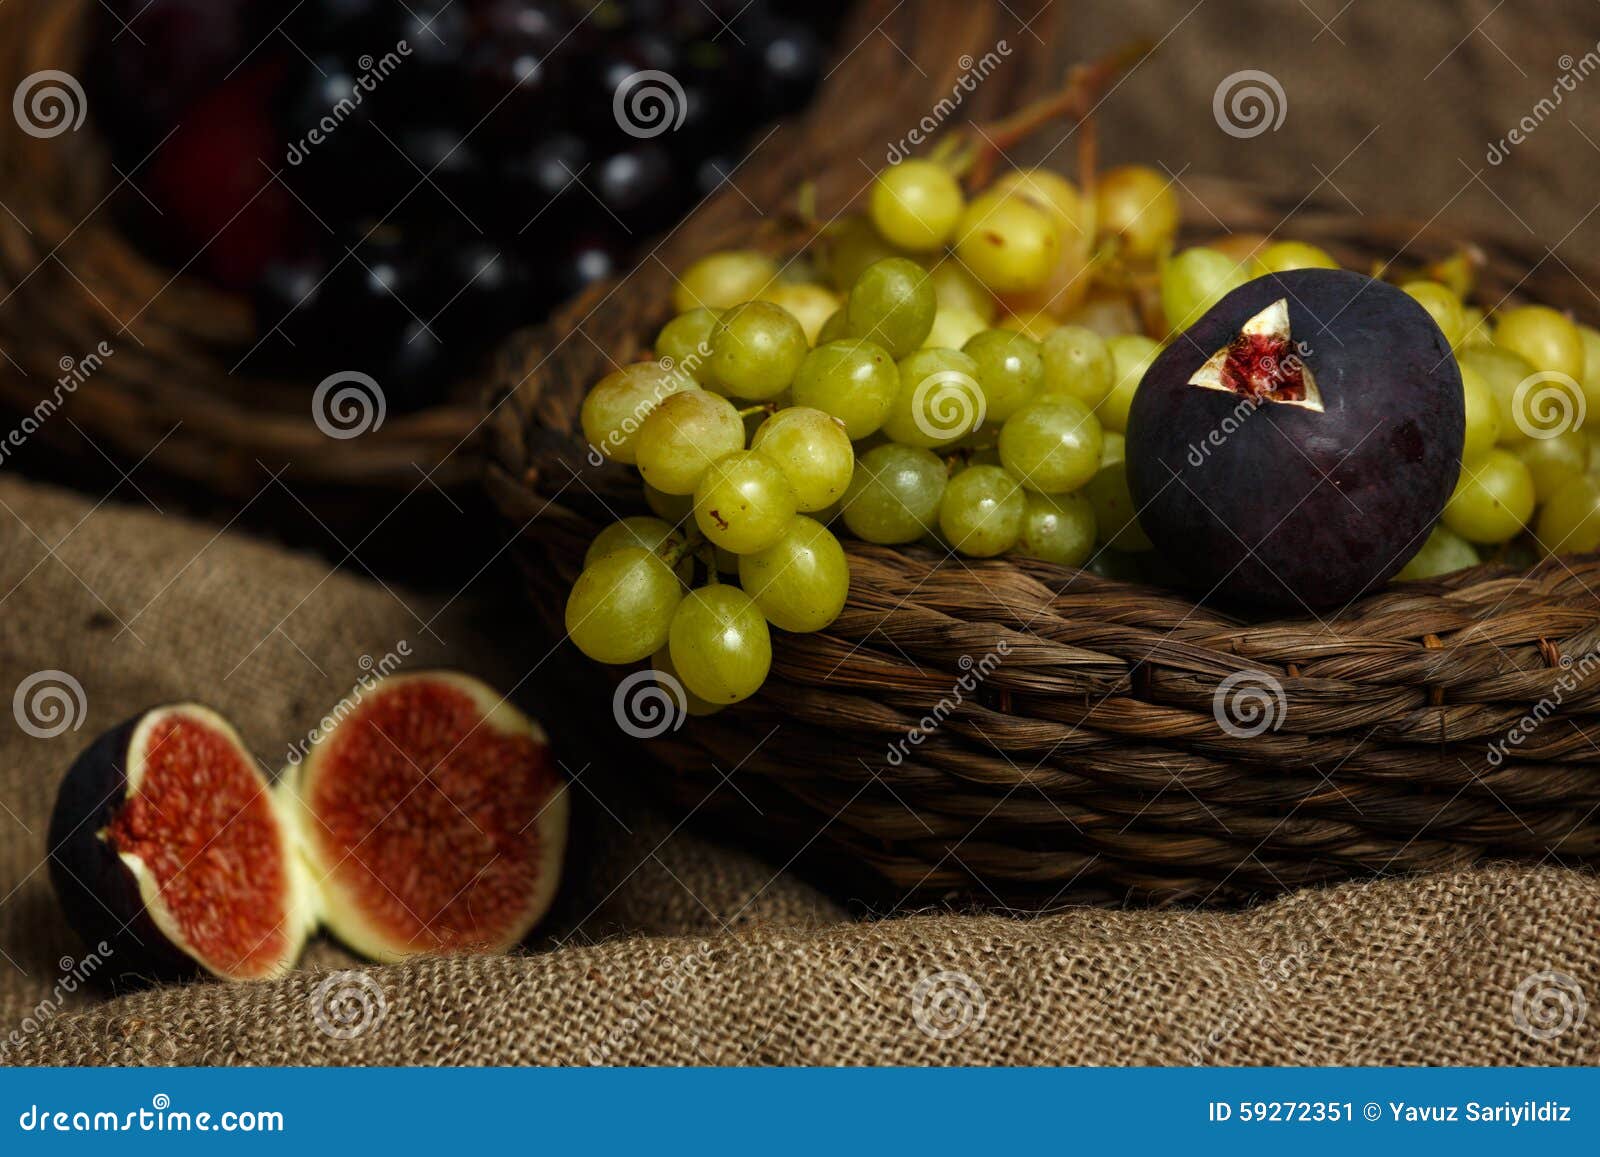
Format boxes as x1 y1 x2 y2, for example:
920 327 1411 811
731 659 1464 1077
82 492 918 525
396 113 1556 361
568 153 1600 710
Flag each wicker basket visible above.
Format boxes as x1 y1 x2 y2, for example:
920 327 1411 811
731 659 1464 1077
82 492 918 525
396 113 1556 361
0 0 482 501
484 1 1600 907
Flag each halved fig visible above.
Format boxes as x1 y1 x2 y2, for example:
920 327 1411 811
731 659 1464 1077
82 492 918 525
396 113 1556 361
285 671 568 963
47 704 314 984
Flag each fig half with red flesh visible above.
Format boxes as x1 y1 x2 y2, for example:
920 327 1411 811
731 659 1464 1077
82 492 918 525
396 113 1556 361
287 672 568 963
48 672 567 985
47 704 314 984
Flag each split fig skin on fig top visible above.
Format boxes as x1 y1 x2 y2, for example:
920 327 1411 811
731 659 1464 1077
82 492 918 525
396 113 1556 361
48 671 569 986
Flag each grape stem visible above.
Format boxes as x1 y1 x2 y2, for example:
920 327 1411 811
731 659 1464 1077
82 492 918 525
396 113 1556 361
737 403 779 420
661 528 706 569
956 41 1152 190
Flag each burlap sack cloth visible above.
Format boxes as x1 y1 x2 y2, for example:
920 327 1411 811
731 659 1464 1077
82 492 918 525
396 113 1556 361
0 474 1592 1066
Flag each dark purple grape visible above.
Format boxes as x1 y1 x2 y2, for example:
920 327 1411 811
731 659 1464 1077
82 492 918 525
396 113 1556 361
595 145 673 226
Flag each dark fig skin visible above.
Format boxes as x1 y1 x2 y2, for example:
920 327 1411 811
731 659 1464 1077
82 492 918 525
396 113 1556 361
1126 269 1464 608
48 714 209 988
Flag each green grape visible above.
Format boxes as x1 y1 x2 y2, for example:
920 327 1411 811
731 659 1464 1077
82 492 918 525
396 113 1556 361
1513 429 1588 502
758 283 841 345
882 348 984 448
693 450 798 553
1255 241 1338 273
1100 334 1161 434
635 390 747 495
1578 324 1600 421
992 169 1089 243
1459 363 1500 468
1442 449 1535 544
1460 306 1493 348
1087 458 1152 551
750 406 854 512
1395 525 1480 580
998 398 1103 493
954 190 1061 293
738 516 850 632
1099 430 1126 466
869 159 964 251
672 250 779 313
584 517 693 582
1458 345 1540 445
846 257 936 357
580 363 697 464
939 464 1025 557
644 483 693 525
1402 280 1465 348
1535 475 1600 553
822 215 912 292
930 260 998 323
964 328 1043 422
1494 304 1586 382
668 585 772 703
1094 165 1179 260
1161 248 1252 333
817 308 850 344
1016 491 1096 566
655 308 720 375
708 301 808 400
1038 324 1114 407
651 647 725 716
790 338 899 439
923 307 989 352
565 547 683 664
1000 309 1055 342
842 443 947 543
